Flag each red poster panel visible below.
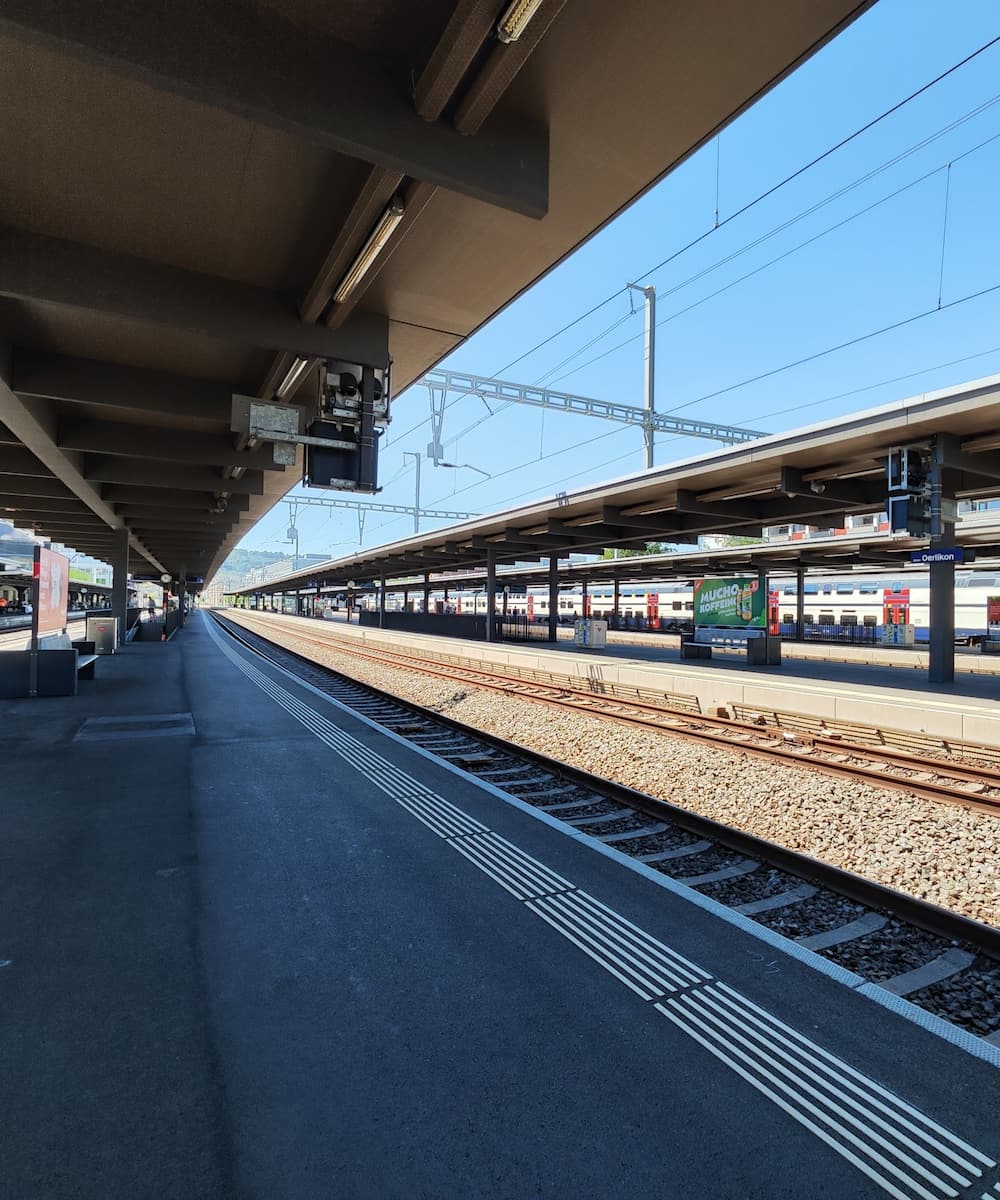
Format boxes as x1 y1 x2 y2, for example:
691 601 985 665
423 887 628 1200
646 591 659 629
584 592 592 617
987 595 1000 628
527 593 535 621
883 588 910 625
456 593 463 614
768 589 781 635
34 547 69 639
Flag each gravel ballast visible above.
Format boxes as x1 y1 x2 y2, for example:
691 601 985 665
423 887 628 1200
223 612 1000 928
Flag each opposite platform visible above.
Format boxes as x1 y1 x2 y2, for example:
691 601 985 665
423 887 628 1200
238 609 1000 746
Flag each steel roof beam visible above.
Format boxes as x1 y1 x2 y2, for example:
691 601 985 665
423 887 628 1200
0 0 548 219
57 418 285 471
0 364 165 573
84 458 264 495
12 351 237 425
0 228 390 365
102 486 251 512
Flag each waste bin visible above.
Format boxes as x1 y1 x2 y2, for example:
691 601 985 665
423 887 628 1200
87 615 118 654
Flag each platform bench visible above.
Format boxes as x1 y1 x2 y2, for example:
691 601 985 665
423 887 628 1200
681 627 780 666
71 640 99 680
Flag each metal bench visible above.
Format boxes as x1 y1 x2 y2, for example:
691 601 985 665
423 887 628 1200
681 627 781 666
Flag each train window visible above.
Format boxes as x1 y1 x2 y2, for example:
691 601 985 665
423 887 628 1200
818 611 835 624
821 584 832 595
859 583 878 594
684 602 693 611
863 614 877 626
783 585 794 594
835 584 854 595
672 601 683 611
841 612 858 626
782 612 794 623
804 583 819 595
803 613 814 624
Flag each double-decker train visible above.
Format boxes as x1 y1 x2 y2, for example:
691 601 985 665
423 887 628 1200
340 571 1000 644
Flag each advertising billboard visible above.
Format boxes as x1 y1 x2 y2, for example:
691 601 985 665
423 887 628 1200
693 577 765 628
34 546 70 640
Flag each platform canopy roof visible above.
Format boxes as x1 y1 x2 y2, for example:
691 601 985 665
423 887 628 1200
0 0 873 582
235 374 1000 594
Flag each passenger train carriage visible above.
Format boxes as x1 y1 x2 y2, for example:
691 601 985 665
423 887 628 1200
344 573 1000 645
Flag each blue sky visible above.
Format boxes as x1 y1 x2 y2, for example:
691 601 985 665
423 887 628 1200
246 0 1000 560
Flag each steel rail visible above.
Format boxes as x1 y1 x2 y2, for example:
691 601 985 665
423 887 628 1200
227 612 1000 817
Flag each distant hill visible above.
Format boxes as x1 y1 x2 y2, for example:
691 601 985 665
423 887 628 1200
219 548 285 576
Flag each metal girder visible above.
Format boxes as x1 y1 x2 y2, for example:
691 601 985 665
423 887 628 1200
0 445 57 477
283 495 478 521
779 467 886 508
0 228 390 365
13 351 236 424
413 0 497 122
0 493 89 514
420 369 766 445
937 435 1000 484
123 514 240 531
455 0 569 134
114 504 239 523
102 486 251 512
83 457 264 495
0 0 548 219
0 476 74 499
58 418 285 471
602 504 764 539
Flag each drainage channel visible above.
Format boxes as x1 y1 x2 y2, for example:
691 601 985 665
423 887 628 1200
212 612 1000 1047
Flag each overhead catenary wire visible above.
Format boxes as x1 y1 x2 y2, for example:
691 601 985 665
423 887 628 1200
482 33 1000 382
544 105 1000 389
386 36 1000 456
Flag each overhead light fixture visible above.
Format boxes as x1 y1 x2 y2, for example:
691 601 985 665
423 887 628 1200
229 466 246 481
496 0 544 43
275 355 316 399
332 196 405 304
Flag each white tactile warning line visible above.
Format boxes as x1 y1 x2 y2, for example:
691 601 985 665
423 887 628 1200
206 617 998 1200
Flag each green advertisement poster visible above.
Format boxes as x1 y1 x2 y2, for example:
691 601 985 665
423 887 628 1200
693 577 765 628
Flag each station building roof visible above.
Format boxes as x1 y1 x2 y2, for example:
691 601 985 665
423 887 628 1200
0 0 873 584
233 373 1000 595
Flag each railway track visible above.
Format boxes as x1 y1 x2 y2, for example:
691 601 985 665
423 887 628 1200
224 612 1000 817
212 611 1000 1047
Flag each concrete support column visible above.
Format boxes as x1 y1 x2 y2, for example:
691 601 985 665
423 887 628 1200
423 573 431 614
795 568 805 641
379 573 386 629
486 550 497 643
582 577 589 619
547 555 559 643
111 525 129 646
403 588 409 613
613 576 620 628
177 574 187 626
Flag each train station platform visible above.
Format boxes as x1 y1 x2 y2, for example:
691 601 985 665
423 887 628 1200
247 610 1000 747
3 610 1000 1199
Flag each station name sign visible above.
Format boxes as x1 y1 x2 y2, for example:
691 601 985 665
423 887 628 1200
909 548 964 564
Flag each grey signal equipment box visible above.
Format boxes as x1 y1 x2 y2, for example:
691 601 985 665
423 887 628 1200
87 615 118 654
304 362 389 494
887 445 930 536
